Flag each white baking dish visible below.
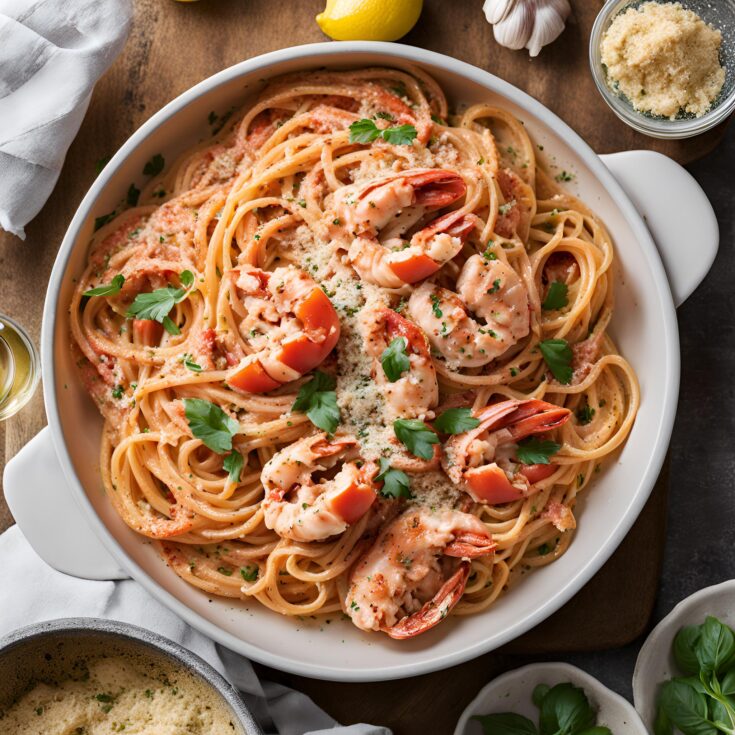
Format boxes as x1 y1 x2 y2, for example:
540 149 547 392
4 42 718 681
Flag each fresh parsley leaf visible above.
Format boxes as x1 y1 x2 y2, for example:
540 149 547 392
375 457 411 499
126 271 194 334
381 337 410 382
575 403 595 425
472 713 538 735
516 437 561 465
223 449 243 483
348 118 418 146
84 274 124 298
143 153 165 176
434 407 480 435
240 565 258 582
111 385 123 400
183 398 239 453
430 293 443 318
555 170 574 182
538 683 595 735
542 281 569 311
127 183 140 207
94 211 116 231
393 418 439 460
539 339 573 384
291 371 340 434
349 119 381 144
381 124 418 145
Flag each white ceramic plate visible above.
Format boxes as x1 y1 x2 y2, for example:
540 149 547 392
4 42 719 681
455 662 647 735
633 581 735 729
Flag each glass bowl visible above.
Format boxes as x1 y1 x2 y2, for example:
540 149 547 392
590 0 735 139
0 314 40 421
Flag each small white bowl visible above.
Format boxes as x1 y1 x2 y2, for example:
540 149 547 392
454 662 647 735
633 580 735 730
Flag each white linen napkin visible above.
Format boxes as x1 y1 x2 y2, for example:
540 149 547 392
0 525 391 735
0 0 133 239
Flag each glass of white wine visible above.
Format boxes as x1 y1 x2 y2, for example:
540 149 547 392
0 314 40 421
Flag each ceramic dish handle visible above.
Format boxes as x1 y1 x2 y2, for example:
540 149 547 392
3 427 127 580
600 150 718 307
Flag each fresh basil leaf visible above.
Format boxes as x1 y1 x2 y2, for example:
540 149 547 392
697 617 735 675
674 625 703 675
143 153 165 176
654 702 674 735
472 713 538 735
539 339 573 384
84 274 125 297
393 418 439 460
375 457 411 499
223 449 243 483
381 337 410 382
543 281 569 311
533 683 551 709
538 683 595 735
126 272 193 328
184 398 239 453
659 679 717 735
515 437 561 465
127 183 140 207
721 669 735 696
707 697 733 729
291 371 340 434
434 407 480 435
381 124 417 145
575 729 612 735
349 119 380 144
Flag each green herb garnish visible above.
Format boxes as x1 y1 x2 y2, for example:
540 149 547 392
349 118 417 146
223 449 243 483
515 437 561 465
374 457 411 499
393 418 439 460
434 407 480 435
539 338 573 384
84 274 124 298
291 371 340 434
380 337 410 383
542 282 569 311
125 270 194 335
183 398 239 453
143 153 165 177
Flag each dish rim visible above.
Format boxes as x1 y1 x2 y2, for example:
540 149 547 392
40 41 680 681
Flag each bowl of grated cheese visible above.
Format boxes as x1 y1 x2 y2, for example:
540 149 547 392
590 0 735 138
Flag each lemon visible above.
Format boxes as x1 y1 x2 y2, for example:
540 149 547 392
316 0 423 42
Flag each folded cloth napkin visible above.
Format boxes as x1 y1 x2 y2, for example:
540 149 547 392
0 0 133 239
0 526 391 735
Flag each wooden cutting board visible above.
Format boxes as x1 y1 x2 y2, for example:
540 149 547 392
0 0 713 732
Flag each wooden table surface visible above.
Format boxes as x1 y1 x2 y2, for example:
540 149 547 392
0 1 723 732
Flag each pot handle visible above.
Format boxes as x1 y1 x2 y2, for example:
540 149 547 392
600 150 718 308
3 427 127 580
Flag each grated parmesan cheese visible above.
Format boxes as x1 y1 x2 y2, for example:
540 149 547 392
600 1 725 119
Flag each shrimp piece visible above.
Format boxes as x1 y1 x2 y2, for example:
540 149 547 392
332 169 475 287
408 254 530 368
261 433 377 542
442 399 571 505
495 168 535 241
345 508 496 638
361 305 438 420
226 265 340 393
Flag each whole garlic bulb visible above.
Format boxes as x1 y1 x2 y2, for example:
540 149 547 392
483 0 571 57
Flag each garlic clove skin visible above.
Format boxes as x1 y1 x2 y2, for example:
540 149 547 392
492 0 535 52
526 0 571 57
483 0 517 26
483 0 571 56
